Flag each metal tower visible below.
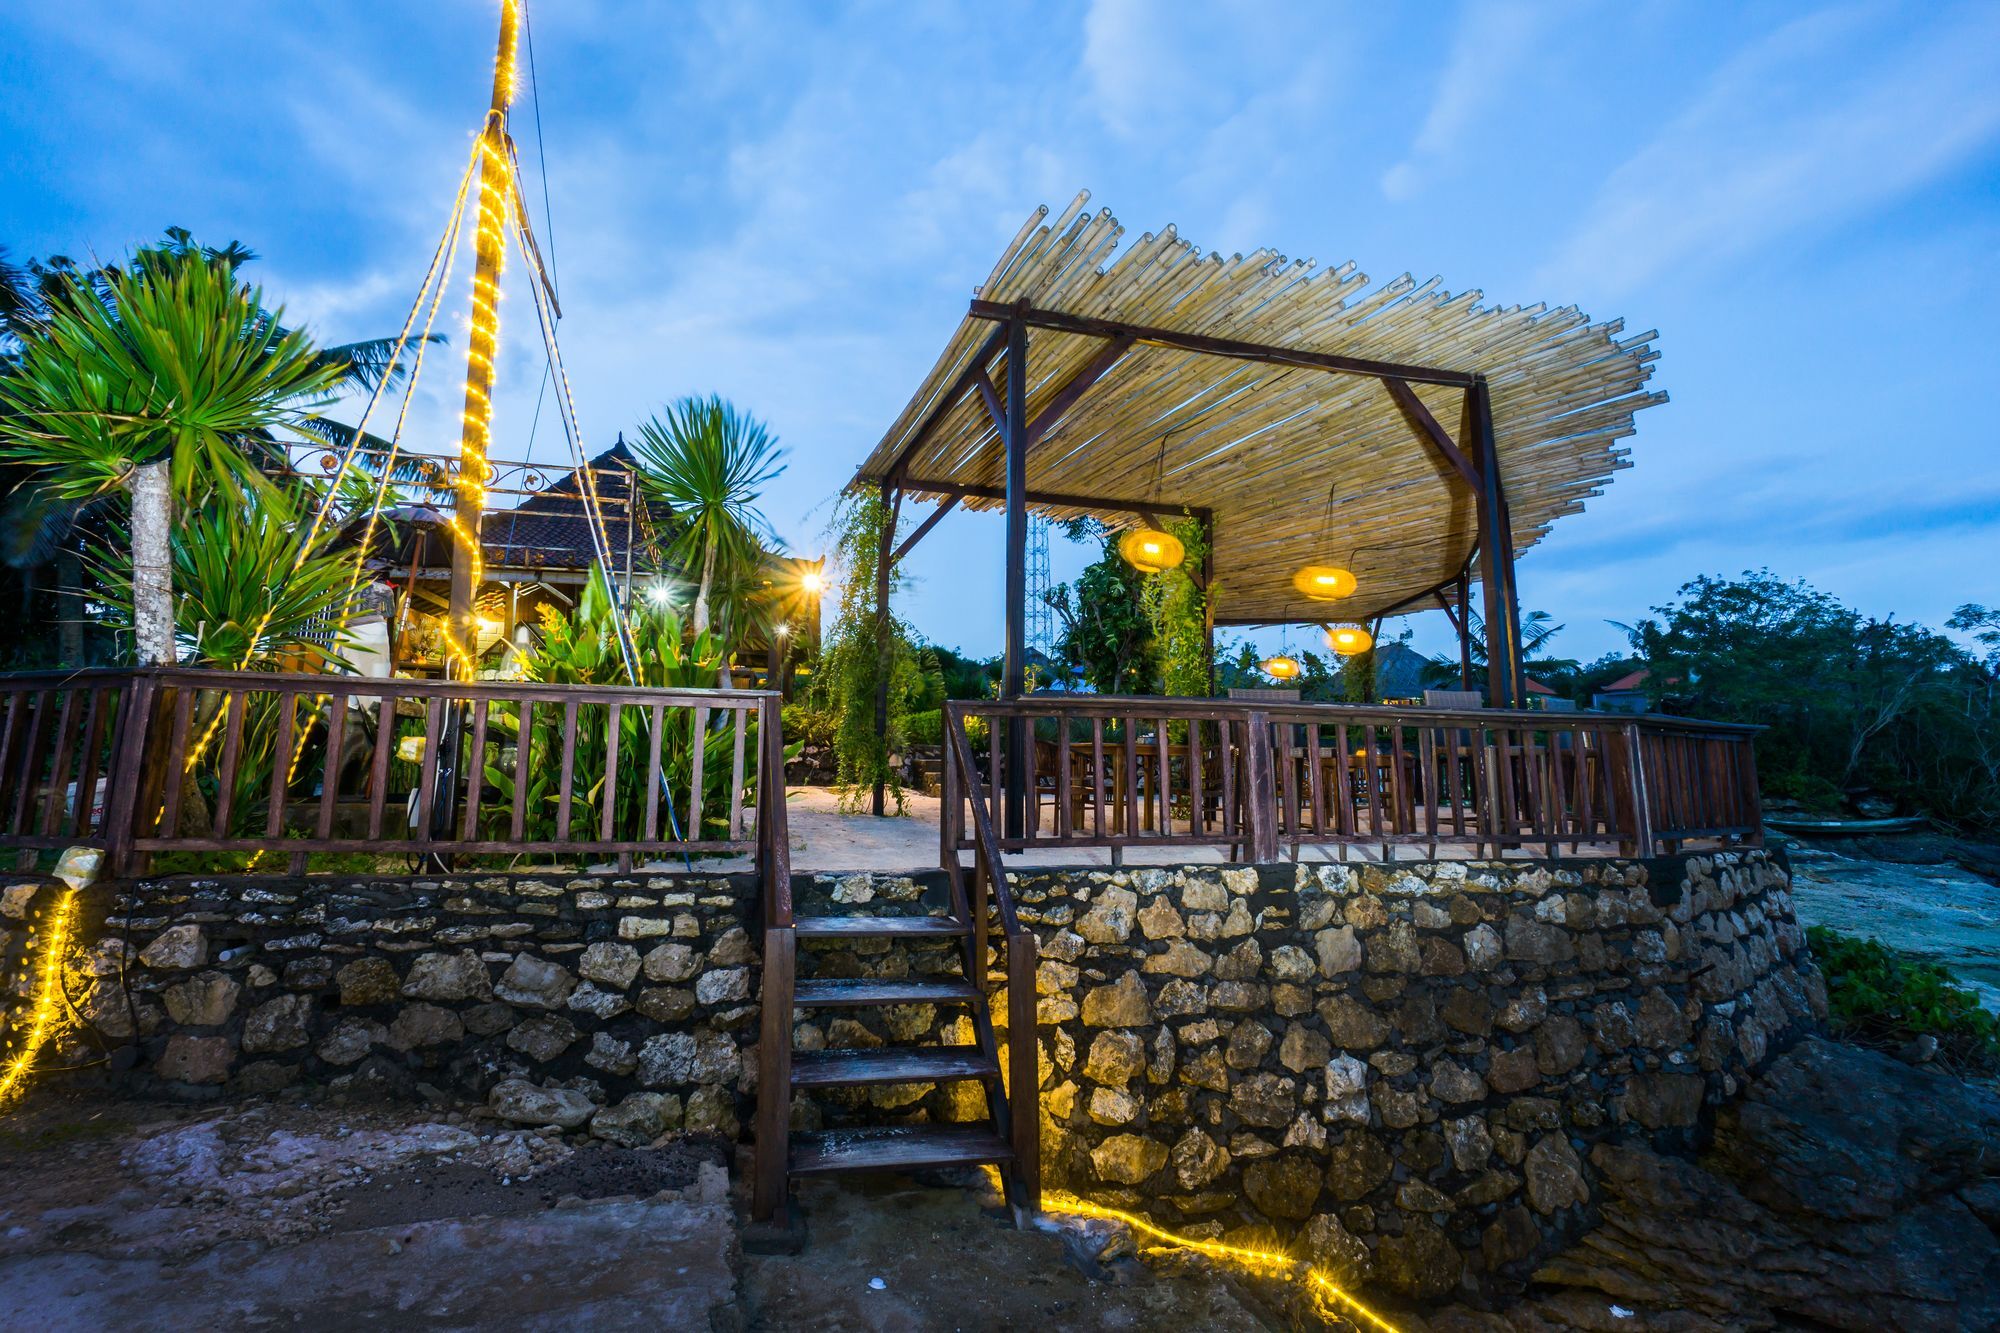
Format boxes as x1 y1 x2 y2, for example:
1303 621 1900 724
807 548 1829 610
1025 515 1055 669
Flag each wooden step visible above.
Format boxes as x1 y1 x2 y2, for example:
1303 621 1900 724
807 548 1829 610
794 915 969 939
792 977 981 1007
789 1125 1014 1176
791 1046 997 1088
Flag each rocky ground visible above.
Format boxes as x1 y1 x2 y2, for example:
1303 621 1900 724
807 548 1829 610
1 1036 1994 1331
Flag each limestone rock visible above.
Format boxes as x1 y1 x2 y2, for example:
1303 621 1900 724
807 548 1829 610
1088 1087 1141 1125
489 1078 595 1129
1316 994 1389 1049
1229 1072 1298 1128
1462 922 1502 969
241 994 313 1054
1225 1020 1274 1070
156 1033 233 1083
138 925 206 970
585 1031 638 1076
336 957 401 1006
1244 1155 1322 1221
683 1085 739 1136
707 927 752 965
1077 888 1138 944
1303 1212 1373 1284
1375 1216 1462 1301
316 1018 385 1066
388 1002 464 1050
1082 1030 1147 1088
1142 939 1212 977
1090 1133 1168 1185
1081 971 1153 1027
1172 1127 1231 1190
1525 1132 1588 1214
566 983 631 1020
1446 1114 1495 1172
1137 897 1186 939
495 954 576 1009
162 972 240 1027
1278 1023 1330 1074
1325 1131 1393 1200
401 949 493 1003
642 942 702 984
1323 1054 1370 1123
591 1092 675 1146
695 967 749 1005
507 1014 580 1062
1430 1059 1488 1104
577 941 641 989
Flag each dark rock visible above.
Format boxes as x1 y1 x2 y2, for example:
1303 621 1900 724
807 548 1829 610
1375 1217 1463 1300
1243 1155 1322 1221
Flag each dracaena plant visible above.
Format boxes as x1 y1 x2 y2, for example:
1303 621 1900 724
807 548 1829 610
0 240 343 665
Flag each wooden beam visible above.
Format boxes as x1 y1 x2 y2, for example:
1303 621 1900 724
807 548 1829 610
1025 333 1136 447
1382 378 1479 490
1468 377 1523 707
968 299 1475 388
975 367 1009 438
898 476 1211 523
883 324 1009 484
889 496 959 565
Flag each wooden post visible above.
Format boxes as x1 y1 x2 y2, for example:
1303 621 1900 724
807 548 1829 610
1006 930 1040 1221
101 673 158 878
1002 314 1029 839
1455 571 1474 690
1468 377 1523 707
1241 711 1278 863
869 480 898 816
1202 514 1217 697
751 924 795 1223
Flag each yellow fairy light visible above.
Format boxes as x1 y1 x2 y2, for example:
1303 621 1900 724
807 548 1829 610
1043 1191 1402 1332
0 887 80 1106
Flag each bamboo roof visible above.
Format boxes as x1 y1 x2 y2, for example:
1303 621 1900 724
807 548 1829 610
852 193 1665 625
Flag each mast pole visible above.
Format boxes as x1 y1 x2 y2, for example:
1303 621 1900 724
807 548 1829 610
448 0 521 676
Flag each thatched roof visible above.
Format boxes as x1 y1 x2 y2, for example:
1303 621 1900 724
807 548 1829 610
852 193 1664 625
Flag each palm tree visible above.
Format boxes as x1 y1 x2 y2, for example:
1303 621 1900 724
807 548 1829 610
0 241 343 664
630 395 786 636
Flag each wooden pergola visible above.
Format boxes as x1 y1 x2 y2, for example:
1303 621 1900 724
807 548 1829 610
852 194 1664 809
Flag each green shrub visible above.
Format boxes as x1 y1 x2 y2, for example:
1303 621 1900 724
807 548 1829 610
1808 925 1999 1072
904 709 986 748
781 703 837 749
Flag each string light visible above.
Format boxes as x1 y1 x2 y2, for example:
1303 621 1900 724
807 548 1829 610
0 888 79 1106
1042 1191 1403 1332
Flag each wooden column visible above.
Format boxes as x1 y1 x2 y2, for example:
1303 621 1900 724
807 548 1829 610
1002 316 1029 839
1202 515 1217 697
870 480 898 816
1455 570 1474 689
1468 377 1523 707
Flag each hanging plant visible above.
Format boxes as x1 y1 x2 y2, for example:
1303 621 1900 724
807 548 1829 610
1141 513 1210 700
814 491 924 812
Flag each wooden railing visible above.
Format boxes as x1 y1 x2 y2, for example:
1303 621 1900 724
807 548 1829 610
0 667 788 882
942 708 1040 1213
943 696 1761 864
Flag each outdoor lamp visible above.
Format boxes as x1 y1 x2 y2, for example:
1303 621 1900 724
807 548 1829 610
1262 654 1302 681
1325 622 1373 656
801 569 825 594
1292 565 1357 600
1119 526 1185 574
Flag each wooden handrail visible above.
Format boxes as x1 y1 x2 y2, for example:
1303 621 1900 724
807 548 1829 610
944 695 1762 863
0 667 787 883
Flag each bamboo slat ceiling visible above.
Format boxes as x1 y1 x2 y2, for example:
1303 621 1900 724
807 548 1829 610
853 192 1665 626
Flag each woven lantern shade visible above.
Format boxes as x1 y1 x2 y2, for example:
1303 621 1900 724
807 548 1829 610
1292 565 1357 601
1325 622 1374 656
1261 654 1301 681
1118 526 1185 574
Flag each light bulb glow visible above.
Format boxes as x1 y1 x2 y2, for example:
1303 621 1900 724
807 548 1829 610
1118 526 1186 574
1292 565 1357 601
1326 622 1374 656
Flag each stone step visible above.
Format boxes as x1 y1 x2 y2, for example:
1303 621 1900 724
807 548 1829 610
788 1125 1014 1176
793 915 969 940
790 1045 997 1088
792 977 980 1007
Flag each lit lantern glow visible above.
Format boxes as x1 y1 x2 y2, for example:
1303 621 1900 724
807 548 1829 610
800 569 825 594
1118 526 1185 574
1326 622 1374 656
1292 565 1357 600
1261 654 1302 681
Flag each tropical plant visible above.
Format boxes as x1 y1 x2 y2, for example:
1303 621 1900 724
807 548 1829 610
0 240 343 664
1140 515 1209 699
88 494 360 669
1050 533 1158 695
1808 926 1999 1073
814 491 924 812
1422 608 1574 694
630 395 786 635
487 565 764 845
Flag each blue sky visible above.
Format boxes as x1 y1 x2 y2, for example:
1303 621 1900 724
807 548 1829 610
4 1 1997 666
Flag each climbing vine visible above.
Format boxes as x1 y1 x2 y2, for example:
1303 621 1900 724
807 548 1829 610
813 491 924 812
1142 514 1210 698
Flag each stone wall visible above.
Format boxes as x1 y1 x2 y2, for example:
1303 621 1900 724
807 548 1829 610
1003 850 1825 1303
7 850 1823 1308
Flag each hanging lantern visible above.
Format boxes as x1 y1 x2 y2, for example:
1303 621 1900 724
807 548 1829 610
1292 565 1357 601
1325 622 1374 656
1261 654 1302 681
1119 526 1185 574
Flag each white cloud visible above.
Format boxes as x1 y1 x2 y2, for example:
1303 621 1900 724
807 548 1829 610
1380 2 1554 201
1540 3 2000 298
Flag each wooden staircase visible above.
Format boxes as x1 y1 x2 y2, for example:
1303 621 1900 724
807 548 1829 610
752 728 1039 1227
